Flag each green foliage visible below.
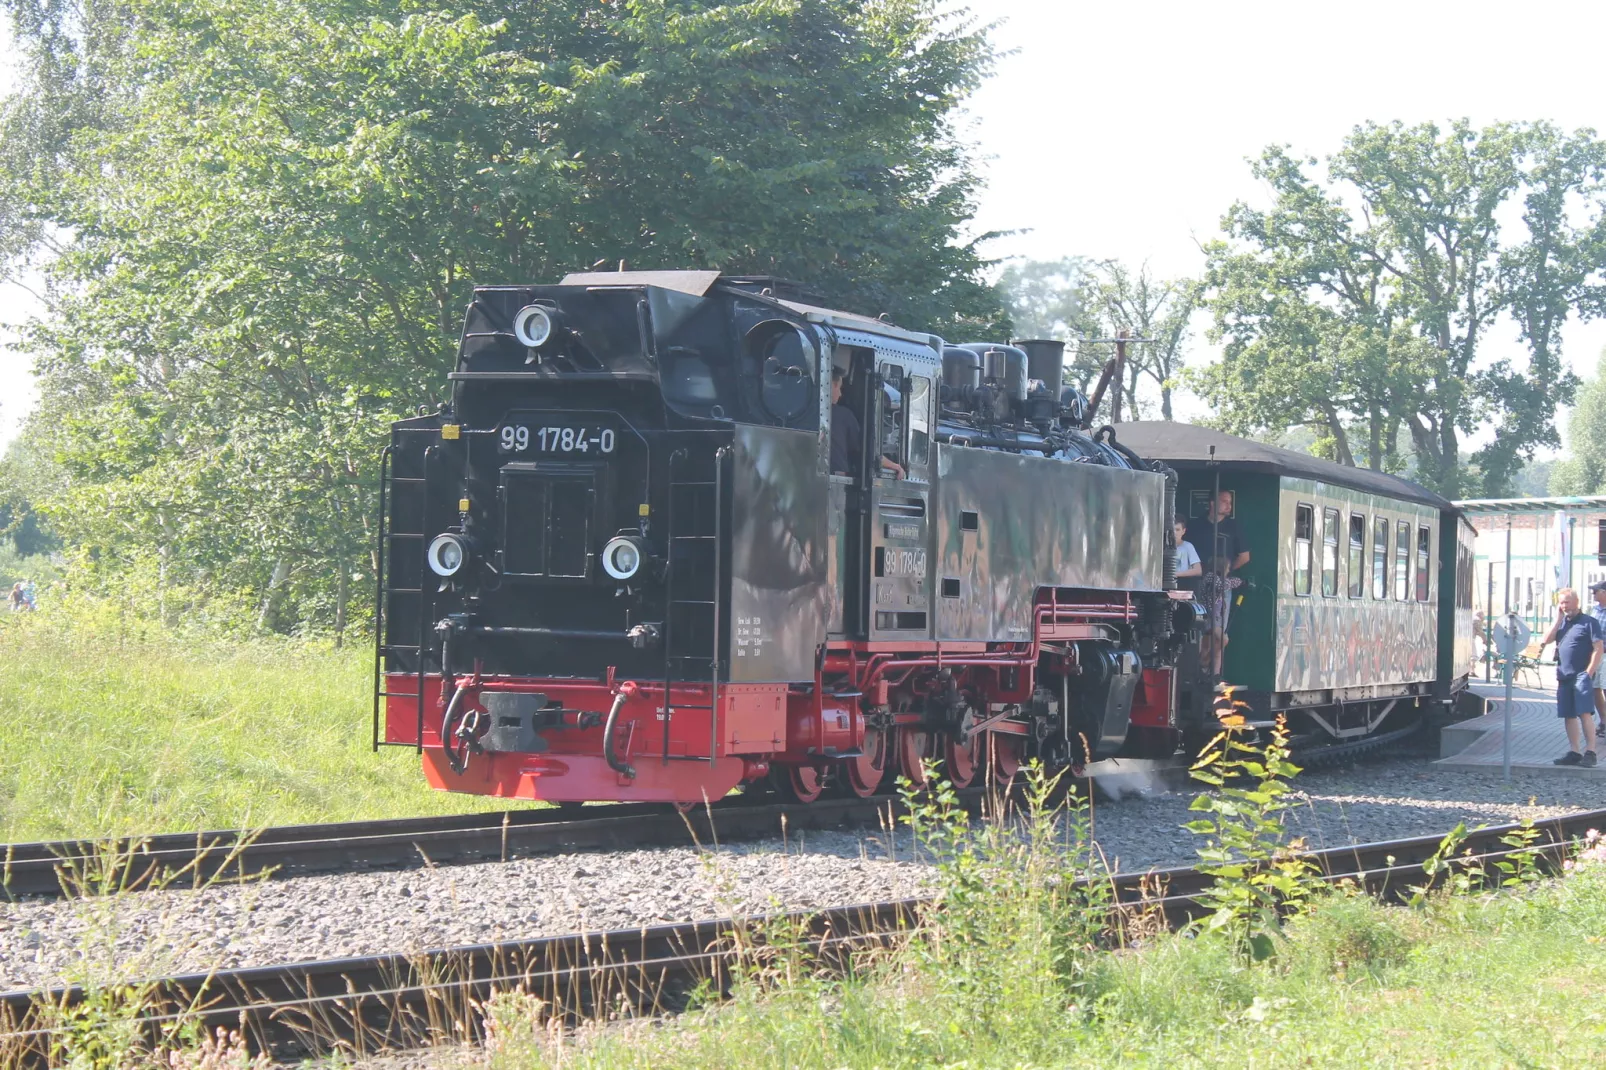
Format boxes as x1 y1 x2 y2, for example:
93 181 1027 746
997 257 1096 341
995 257 1200 417
472 821 1606 1068
1199 120 1606 497
1185 713 1318 958
0 614 526 841
1551 348 1606 494
898 762 1112 1026
0 0 1005 634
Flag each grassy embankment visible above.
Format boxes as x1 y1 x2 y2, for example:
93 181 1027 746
474 771 1606 1069
485 866 1606 1068
0 620 526 842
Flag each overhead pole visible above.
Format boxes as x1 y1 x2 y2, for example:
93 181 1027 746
1078 331 1156 426
1111 330 1129 423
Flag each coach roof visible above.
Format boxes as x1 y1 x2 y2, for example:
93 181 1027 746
1113 421 1453 510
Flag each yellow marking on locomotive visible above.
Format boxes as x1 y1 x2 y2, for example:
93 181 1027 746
440 424 461 440
459 498 471 513
638 503 651 517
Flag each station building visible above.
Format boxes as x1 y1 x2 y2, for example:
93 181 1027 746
1456 496 1606 649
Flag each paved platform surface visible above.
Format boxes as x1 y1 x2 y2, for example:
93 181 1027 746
1437 681 1606 776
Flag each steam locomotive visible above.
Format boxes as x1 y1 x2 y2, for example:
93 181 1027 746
374 271 1471 804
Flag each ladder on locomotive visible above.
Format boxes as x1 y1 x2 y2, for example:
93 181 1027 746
371 441 431 754
660 446 727 767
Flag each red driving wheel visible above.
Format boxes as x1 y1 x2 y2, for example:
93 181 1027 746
896 727 932 788
944 730 982 789
774 763 825 804
842 726 888 798
989 731 1025 785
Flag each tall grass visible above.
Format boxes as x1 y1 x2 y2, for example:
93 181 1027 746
474 776 1606 1069
0 616 524 842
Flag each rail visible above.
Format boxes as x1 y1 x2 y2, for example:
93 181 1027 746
3 808 1602 1064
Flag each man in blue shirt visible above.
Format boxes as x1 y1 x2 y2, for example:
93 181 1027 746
1539 587 1604 767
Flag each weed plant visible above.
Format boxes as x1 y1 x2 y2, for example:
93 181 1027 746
0 616 527 842
468 756 1606 1069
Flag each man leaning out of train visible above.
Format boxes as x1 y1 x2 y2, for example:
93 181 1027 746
1539 587 1604 767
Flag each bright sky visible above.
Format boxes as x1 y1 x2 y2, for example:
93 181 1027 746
5 0 1606 446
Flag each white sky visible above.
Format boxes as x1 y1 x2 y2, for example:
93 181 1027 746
5 0 1606 447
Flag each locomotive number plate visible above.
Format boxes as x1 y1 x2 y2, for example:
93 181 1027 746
499 423 617 455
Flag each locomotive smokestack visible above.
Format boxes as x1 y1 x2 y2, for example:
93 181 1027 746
1016 339 1066 392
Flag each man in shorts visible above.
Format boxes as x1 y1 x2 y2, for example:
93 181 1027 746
1538 587 1603 767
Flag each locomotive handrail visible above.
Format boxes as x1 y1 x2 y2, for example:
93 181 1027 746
711 444 731 767
371 444 392 753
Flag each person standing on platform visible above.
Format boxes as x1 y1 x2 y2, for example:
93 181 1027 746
1589 580 1606 735
1538 587 1603 767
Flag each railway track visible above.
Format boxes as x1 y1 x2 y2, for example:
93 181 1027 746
0 759 1195 901
0 717 1451 903
0 795 901 901
3 807 1602 1065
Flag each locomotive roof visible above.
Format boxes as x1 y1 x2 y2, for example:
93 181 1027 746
552 270 937 347
1112 422 1454 511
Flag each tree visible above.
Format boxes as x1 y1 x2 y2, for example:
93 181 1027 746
1199 120 1606 497
995 258 1200 415
0 0 1004 633
1550 349 1606 495
997 257 1093 338
1087 262 1200 421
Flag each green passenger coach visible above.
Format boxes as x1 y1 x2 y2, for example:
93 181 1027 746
1116 423 1475 742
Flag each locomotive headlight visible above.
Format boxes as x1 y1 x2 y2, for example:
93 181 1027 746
601 536 648 581
513 304 555 348
428 532 469 578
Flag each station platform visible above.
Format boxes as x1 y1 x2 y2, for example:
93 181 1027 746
1437 679 1606 776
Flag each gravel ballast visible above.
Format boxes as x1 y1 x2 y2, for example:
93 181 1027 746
4 756 1605 992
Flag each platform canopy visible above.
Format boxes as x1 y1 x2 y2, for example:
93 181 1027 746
1454 496 1606 516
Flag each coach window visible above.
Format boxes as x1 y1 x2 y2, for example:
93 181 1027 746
1321 507 1340 596
1394 520 1411 601
1372 517 1389 599
1347 514 1366 598
1416 525 1432 601
1294 504 1314 596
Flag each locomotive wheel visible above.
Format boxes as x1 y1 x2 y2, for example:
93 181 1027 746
896 728 932 788
842 726 889 798
988 732 1025 785
943 730 982 789
774 763 825 804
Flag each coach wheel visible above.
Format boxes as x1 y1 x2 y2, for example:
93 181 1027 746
943 731 982 789
841 726 889 798
896 728 931 788
774 763 825 804
989 732 1025 785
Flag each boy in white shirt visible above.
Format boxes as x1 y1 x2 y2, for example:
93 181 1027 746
1174 519 1201 579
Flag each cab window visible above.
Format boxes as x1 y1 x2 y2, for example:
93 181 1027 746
878 364 906 474
907 375 931 471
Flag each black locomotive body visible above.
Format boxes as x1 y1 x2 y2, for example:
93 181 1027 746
375 271 1200 803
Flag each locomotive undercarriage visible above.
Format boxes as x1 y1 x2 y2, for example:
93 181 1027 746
382 594 1188 805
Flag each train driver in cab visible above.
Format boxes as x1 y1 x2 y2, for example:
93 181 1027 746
830 364 905 479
